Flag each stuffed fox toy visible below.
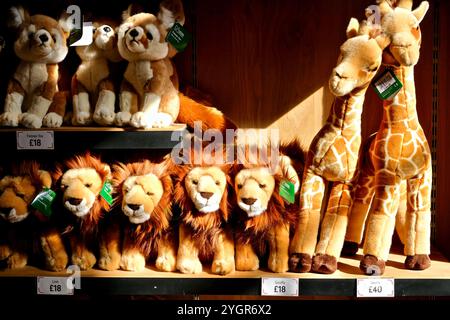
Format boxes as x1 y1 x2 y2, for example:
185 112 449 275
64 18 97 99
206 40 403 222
0 6 71 129
72 19 122 126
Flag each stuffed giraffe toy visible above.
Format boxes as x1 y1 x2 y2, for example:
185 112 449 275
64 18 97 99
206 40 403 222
289 18 390 274
343 0 431 275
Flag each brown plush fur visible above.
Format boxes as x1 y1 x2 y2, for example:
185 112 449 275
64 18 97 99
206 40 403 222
112 160 176 272
53 152 112 270
0 161 67 271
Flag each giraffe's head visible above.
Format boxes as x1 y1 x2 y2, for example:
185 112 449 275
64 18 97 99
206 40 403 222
369 0 429 66
329 18 390 97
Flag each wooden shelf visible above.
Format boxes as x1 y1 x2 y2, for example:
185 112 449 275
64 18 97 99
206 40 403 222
1 248 450 297
0 124 188 150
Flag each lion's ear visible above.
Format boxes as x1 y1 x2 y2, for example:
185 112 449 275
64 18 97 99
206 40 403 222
103 164 112 180
8 6 30 29
38 170 52 189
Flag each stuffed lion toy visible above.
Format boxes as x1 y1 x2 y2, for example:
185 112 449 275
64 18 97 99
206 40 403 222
233 141 305 273
0 161 68 271
112 159 176 272
172 146 235 275
72 18 122 126
0 6 71 128
53 152 119 270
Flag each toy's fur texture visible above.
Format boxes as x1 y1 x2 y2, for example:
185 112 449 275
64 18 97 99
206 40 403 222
344 0 431 275
72 19 122 126
0 6 70 128
233 141 305 273
53 153 117 270
172 148 235 275
0 161 67 271
289 18 390 274
115 1 183 128
112 160 176 272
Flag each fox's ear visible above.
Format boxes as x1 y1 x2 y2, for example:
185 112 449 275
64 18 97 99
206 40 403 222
122 3 144 21
8 6 30 29
158 0 185 30
346 18 360 39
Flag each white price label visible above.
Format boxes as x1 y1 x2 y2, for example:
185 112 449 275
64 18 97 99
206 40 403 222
37 277 74 295
17 131 54 150
261 278 298 296
357 278 395 298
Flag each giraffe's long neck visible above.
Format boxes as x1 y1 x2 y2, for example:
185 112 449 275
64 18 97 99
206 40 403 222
382 65 419 127
328 84 369 133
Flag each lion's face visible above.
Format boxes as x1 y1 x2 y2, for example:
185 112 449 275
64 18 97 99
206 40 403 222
121 173 164 224
13 12 69 64
118 13 168 62
235 168 276 218
184 167 227 213
0 176 35 223
60 168 103 218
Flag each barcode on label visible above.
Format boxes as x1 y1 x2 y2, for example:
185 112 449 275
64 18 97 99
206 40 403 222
375 72 396 92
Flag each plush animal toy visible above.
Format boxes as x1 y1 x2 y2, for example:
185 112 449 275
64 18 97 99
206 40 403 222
112 159 176 272
233 141 304 273
72 19 122 126
172 146 235 275
345 0 431 275
53 152 118 270
288 18 390 274
0 161 68 270
0 6 71 128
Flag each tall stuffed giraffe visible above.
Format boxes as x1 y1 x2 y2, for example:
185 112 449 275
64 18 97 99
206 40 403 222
289 19 390 274
344 0 431 275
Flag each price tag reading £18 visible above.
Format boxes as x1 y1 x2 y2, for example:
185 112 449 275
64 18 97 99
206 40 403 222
357 278 395 298
17 131 54 150
37 277 74 295
261 278 299 297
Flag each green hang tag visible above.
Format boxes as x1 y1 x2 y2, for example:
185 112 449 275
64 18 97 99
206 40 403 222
100 181 113 205
165 22 192 52
372 69 403 100
279 180 295 204
31 188 56 217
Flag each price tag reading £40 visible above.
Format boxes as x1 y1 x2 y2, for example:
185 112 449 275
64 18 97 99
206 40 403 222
261 278 299 297
357 278 395 298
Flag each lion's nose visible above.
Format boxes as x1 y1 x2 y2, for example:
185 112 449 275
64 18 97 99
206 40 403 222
68 198 82 206
200 192 213 200
39 34 49 43
242 198 257 205
127 204 141 211
0 208 13 217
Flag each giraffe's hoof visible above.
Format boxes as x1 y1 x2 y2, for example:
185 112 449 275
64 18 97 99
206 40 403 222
360 255 385 276
342 241 359 256
405 255 431 270
312 254 337 274
289 253 312 273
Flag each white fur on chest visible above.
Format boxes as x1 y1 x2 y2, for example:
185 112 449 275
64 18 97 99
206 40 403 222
124 61 153 97
76 59 110 93
14 62 48 94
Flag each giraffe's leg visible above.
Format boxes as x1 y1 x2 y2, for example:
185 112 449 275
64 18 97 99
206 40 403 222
289 168 325 273
312 182 352 274
404 166 432 270
395 180 408 245
343 171 375 256
360 175 402 275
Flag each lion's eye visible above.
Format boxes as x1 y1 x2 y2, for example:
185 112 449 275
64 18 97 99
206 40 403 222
192 180 198 185
17 193 26 199
84 183 92 188
237 184 243 189
146 191 154 196
259 183 266 189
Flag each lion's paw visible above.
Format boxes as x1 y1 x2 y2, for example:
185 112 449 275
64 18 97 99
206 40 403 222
7 252 27 269
155 254 176 272
20 113 42 128
120 252 146 272
151 113 173 128
177 257 203 274
98 250 121 271
115 111 131 127
212 259 235 275
0 112 20 127
0 244 12 260
43 112 63 128
130 112 150 128
72 250 96 270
